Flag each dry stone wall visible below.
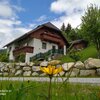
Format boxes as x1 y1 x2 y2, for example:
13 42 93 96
0 58 100 77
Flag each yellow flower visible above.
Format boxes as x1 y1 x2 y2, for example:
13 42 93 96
40 65 63 75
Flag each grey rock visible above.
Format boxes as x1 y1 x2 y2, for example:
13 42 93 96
70 68 80 77
96 68 100 76
74 61 85 69
0 67 4 72
20 63 26 66
8 65 13 69
23 71 31 76
16 66 20 70
29 62 35 66
59 71 65 76
32 66 40 72
40 73 46 76
15 63 20 66
23 67 31 71
7 63 15 68
62 62 74 71
15 70 22 76
10 68 16 74
3 67 9 72
84 58 100 69
65 72 70 77
3 72 9 76
80 69 96 76
40 61 48 66
0 62 5 68
48 60 61 65
32 72 39 76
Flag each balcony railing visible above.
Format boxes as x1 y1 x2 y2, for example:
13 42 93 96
31 49 63 61
13 46 34 56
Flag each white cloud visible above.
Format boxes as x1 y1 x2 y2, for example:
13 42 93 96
0 3 13 18
51 14 81 28
0 18 31 48
29 23 36 28
0 1 31 48
36 15 47 22
0 0 24 18
50 0 100 28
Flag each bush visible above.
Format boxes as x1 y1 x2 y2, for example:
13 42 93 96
15 53 25 62
0 53 9 62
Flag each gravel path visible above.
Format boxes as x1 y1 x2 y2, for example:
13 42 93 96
0 77 100 84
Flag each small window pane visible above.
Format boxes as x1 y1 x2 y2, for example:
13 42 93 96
42 42 46 49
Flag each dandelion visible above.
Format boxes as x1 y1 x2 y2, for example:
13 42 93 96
40 65 63 100
40 65 62 75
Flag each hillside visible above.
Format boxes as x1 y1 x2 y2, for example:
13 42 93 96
58 45 98 63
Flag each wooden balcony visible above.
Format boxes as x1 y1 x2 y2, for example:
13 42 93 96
41 34 65 47
13 46 34 56
41 33 60 42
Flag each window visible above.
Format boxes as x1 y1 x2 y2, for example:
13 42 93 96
42 42 47 49
52 45 56 50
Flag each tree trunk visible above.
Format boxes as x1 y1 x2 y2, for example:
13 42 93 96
97 50 100 59
96 39 100 58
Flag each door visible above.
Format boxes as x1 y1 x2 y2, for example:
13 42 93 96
52 45 56 53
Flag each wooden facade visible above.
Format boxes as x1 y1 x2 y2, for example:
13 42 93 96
30 27 66 47
13 46 34 56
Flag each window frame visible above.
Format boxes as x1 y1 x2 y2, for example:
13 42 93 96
42 42 47 49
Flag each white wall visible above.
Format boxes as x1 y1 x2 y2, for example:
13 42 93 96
33 38 58 55
7 38 59 63
8 44 15 61
26 38 58 63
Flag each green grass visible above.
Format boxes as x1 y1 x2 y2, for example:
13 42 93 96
0 80 100 100
59 45 98 63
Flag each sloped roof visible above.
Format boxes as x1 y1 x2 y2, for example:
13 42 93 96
70 39 88 45
43 22 61 32
4 22 69 47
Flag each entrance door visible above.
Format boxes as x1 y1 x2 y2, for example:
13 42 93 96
52 45 56 53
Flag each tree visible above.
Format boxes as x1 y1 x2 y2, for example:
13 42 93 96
81 4 100 58
65 23 72 36
68 29 78 41
61 23 65 31
0 49 9 62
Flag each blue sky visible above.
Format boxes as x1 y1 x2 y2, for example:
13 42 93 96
0 0 100 48
11 0 57 25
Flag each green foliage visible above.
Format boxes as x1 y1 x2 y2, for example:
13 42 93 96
61 23 80 41
69 50 81 61
68 29 78 41
16 53 25 62
60 23 65 31
0 81 99 100
65 23 72 35
58 45 97 63
80 4 100 57
0 49 9 62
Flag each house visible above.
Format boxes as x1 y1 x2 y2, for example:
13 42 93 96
70 39 88 50
4 22 69 63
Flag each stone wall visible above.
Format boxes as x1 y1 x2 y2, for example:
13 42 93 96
0 58 100 77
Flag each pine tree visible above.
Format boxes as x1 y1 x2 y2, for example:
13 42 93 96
65 23 72 36
61 23 65 31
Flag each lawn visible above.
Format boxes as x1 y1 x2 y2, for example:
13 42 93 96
59 45 98 63
0 80 100 100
